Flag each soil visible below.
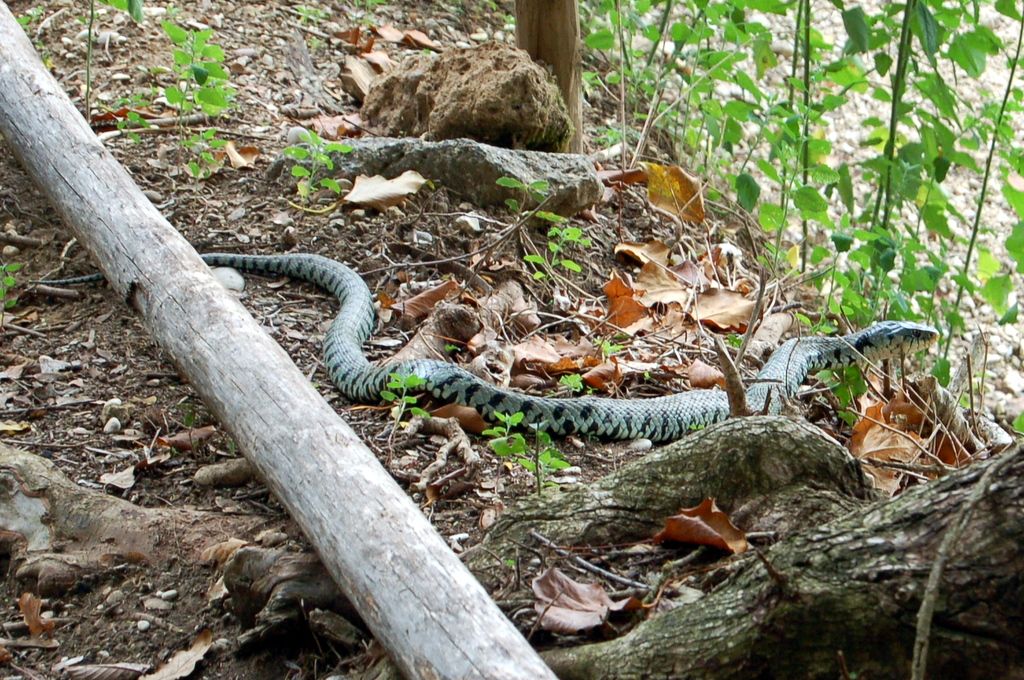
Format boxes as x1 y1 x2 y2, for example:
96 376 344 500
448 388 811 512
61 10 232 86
0 1 1017 679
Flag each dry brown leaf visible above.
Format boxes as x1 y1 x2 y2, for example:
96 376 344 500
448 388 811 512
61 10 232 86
636 261 691 307
99 465 136 491
343 170 427 210
18 593 55 638
582 361 622 391
688 359 725 389
0 420 31 434
362 50 395 72
532 567 615 633
644 162 705 222
336 26 362 45
373 24 405 42
402 29 441 50
603 273 648 330
158 425 217 452
613 240 671 267
199 538 249 566
140 629 213 680
392 280 458 323
597 167 647 185
310 113 363 140
67 662 150 680
430 403 488 434
694 289 754 332
673 260 709 288
653 498 748 553
218 141 259 169
850 403 922 496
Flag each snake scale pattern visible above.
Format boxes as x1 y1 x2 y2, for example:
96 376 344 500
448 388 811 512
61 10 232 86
52 252 939 442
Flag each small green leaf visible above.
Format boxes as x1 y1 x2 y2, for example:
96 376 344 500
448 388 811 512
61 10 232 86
291 165 311 178
914 1 940 57
931 357 951 386
496 176 526 190
162 21 189 44
759 203 784 231
1013 410 1024 433
585 29 615 50
841 7 869 53
560 259 582 273
735 173 760 211
793 186 828 212
832 233 854 252
380 390 397 402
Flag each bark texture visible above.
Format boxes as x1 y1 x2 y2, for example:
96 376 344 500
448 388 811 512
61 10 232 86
0 10 553 679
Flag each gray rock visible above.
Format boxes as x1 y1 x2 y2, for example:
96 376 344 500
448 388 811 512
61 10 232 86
270 137 601 216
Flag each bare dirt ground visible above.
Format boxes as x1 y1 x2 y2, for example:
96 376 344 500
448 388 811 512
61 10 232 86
0 0 1019 678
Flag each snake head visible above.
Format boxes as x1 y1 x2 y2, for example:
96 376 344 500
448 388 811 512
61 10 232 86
865 320 939 355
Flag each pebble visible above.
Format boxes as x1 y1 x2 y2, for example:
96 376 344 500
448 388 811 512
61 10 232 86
628 439 653 452
105 589 125 606
469 31 489 42
142 189 164 203
286 126 309 145
211 267 245 292
227 207 246 222
137 620 151 632
412 230 434 246
157 589 178 601
210 638 232 656
2 245 19 257
454 215 482 234
103 417 122 434
350 209 367 220
256 529 288 547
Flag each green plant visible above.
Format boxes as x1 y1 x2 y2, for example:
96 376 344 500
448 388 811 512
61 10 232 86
381 372 430 430
483 411 570 493
183 128 228 179
16 6 44 28
581 0 1024 384
559 373 585 393
497 176 593 279
295 5 330 24
282 130 352 201
0 262 23 324
162 21 233 116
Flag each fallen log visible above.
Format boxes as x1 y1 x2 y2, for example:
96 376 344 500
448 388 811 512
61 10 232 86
0 8 552 679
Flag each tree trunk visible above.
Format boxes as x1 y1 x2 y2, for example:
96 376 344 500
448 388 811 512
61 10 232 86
516 0 584 153
0 9 553 680
464 418 1024 678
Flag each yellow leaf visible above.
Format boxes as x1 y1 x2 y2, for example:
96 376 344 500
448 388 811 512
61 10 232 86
644 162 705 222
785 244 800 270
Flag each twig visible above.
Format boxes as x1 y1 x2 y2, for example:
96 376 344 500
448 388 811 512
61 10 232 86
735 267 768 366
0 232 45 248
528 529 650 591
910 446 1020 680
713 335 749 417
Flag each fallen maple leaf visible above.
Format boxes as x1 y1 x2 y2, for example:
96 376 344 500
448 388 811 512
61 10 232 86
67 662 151 680
343 170 427 210
392 279 459 323
532 567 636 634
687 359 725 389
636 261 691 307
603 273 649 330
157 425 217 452
217 141 259 169
644 162 705 222
694 289 754 332
140 629 213 680
654 498 748 553
614 240 671 267
18 592 55 638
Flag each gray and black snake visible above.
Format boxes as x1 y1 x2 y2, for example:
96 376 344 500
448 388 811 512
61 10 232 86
45 252 939 442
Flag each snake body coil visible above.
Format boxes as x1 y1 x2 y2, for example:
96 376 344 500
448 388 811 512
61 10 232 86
52 253 939 442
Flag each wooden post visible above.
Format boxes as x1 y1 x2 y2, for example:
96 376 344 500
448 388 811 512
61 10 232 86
516 0 584 153
0 7 554 679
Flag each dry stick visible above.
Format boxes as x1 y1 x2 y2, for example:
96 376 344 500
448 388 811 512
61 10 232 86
0 232 45 247
528 529 650 591
910 446 1020 680
734 268 768 367
713 335 749 417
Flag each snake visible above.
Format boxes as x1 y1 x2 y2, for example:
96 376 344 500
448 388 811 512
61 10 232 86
43 252 939 442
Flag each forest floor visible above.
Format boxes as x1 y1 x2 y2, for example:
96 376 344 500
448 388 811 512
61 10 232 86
0 0 1021 679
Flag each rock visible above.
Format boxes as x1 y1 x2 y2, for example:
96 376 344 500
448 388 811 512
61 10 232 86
193 458 255 487
286 126 309 145
101 398 130 424
102 417 121 434
211 267 245 292
2 245 19 257
272 137 601 216
256 529 287 547
137 619 151 632
362 43 573 152
454 215 482 234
